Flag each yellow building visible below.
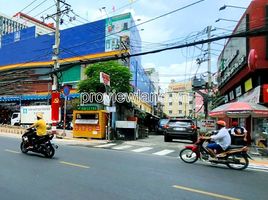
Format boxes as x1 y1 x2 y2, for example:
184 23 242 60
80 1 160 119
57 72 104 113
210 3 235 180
163 81 194 117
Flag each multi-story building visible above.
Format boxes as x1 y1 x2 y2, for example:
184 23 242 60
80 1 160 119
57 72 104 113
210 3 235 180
163 81 194 118
0 12 27 48
144 67 159 96
0 12 155 117
13 12 55 36
144 67 160 114
217 0 268 144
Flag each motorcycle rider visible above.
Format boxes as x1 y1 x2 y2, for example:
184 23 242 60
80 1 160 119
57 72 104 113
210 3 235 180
203 120 231 158
230 121 248 146
28 113 47 148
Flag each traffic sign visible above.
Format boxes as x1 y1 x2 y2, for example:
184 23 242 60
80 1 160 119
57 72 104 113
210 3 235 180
100 72 110 86
63 85 70 96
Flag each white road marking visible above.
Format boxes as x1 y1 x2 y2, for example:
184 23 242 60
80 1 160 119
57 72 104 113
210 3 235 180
60 161 90 169
153 149 175 156
5 149 20 154
95 143 117 148
112 145 133 150
132 147 153 153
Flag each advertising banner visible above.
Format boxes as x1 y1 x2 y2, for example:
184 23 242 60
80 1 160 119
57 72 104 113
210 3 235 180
51 92 60 122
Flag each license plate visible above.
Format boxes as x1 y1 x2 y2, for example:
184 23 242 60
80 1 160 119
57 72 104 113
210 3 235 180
174 128 185 131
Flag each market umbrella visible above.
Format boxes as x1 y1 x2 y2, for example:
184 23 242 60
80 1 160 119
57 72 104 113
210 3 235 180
209 102 268 118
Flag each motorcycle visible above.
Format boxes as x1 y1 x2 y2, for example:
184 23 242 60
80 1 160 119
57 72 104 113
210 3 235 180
179 136 252 170
20 128 58 158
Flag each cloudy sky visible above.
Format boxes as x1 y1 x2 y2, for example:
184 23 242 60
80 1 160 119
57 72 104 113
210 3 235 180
0 0 252 89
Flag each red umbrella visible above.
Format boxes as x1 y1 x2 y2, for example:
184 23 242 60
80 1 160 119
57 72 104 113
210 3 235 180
209 102 268 118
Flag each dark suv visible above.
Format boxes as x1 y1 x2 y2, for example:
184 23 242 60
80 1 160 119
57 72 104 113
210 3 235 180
164 119 197 143
157 119 169 134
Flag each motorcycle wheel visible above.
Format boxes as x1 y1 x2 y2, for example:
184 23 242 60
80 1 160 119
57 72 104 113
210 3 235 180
20 142 28 154
44 144 55 158
226 154 249 170
179 148 198 163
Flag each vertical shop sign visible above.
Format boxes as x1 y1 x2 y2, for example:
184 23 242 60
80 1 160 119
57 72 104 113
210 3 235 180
263 84 268 103
51 91 60 121
245 78 253 92
236 86 242 97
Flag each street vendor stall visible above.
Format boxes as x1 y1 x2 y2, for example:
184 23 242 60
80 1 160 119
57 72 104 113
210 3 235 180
73 105 108 139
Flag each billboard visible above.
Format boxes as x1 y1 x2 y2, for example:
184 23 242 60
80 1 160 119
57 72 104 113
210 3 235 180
105 13 131 52
217 16 247 87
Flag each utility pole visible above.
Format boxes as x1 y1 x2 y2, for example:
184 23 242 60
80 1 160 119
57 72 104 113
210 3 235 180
206 26 212 119
45 0 72 89
52 0 61 92
45 0 71 136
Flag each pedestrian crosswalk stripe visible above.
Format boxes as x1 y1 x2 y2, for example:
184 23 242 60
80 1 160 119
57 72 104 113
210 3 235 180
95 143 117 148
132 147 153 153
112 145 133 150
153 149 175 156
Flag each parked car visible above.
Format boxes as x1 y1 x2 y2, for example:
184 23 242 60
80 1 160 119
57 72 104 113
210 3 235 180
157 119 169 134
164 119 198 143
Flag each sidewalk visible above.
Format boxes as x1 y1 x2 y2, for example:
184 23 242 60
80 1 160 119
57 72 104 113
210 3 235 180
0 129 110 146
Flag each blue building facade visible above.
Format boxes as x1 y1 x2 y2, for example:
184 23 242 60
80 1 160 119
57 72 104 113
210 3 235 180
0 13 154 104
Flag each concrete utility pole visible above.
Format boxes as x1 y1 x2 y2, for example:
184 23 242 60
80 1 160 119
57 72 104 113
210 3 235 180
52 0 61 91
206 26 212 118
46 0 71 90
45 0 71 135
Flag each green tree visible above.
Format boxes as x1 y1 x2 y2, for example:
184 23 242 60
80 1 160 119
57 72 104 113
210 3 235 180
78 61 132 93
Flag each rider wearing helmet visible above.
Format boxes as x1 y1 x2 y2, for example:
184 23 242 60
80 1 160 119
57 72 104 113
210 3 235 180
30 113 47 136
206 120 231 158
27 113 47 148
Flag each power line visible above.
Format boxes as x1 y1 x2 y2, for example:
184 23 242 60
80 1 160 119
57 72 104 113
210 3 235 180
26 0 49 15
65 0 207 50
63 27 268 66
35 4 55 19
18 0 40 14
135 0 206 29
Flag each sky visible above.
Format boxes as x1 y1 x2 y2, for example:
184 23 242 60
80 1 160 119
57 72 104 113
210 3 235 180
0 0 252 90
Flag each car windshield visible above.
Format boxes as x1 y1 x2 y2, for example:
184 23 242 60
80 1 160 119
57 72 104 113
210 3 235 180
159 119 169 125
168 120 192 127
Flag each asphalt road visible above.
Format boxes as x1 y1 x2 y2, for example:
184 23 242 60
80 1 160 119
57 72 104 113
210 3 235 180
1 135 268 200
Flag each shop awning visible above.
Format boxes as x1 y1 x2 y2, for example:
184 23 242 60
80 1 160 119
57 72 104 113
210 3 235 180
0 96 20 102
209 102 268 118
0 93 81 102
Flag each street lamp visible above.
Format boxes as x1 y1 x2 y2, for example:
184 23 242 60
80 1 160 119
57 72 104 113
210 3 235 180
215 18 238 23
219 5 247 11
214 26 233 32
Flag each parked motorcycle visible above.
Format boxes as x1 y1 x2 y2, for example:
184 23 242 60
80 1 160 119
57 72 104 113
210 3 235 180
57 120 73 130
20 128 58 158
179 137 251 170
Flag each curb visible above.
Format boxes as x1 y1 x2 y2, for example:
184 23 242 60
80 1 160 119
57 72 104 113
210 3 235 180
249 159 268 167
0 131 109 146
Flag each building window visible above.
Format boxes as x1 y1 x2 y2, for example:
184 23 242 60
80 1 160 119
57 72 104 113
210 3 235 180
179 102 182 105
189 101 193 104
169 110 172 114
169 93 172 97
169 102 172 106
179 110 182 114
